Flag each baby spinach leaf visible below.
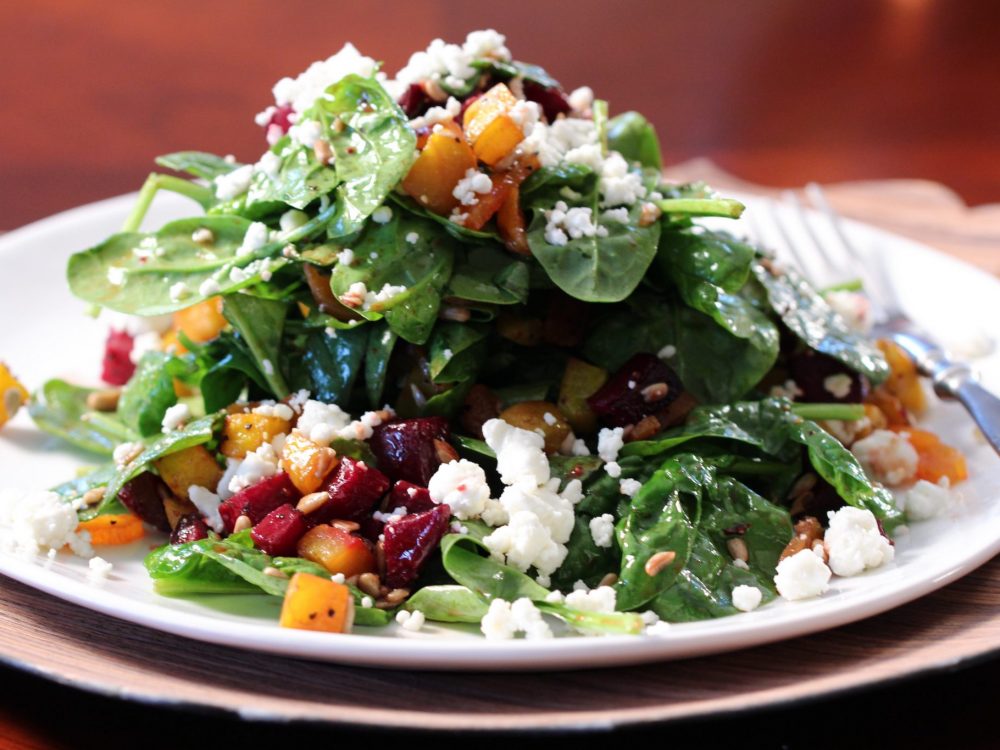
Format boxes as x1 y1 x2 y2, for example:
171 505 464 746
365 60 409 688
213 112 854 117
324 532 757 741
447 246 530 305
329 213 455 345
156 151 244 180
29 380 137 456
222 294 290 397
197 333 272 412
752 261 890 383
145 539 263 596
117 352 180 437
364 322 397 407
389 193 501 243
428 322 488 383
472 59 562 89
404 585 489 623
291 327 368 405
607 112 662 170
658 228 755 293
67 215 286 316
246 136 340 211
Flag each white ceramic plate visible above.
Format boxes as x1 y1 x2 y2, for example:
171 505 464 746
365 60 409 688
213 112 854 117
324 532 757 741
1 192 998 671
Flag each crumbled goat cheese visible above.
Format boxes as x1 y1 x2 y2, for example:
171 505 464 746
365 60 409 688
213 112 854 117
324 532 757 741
480 597 552 640
568 86 594 113
601 207 630 224
645 621 673 636
732 585 762 612
428 459 491 520
851 429 919 486
604 461 622 478
598 152 647 207
0 489 93 558
619 478 642 497
296 399 351 446
371 205 394 224
657 344 677 360
238 221 270 257
161 403 190 433
373 506 408 524
405 231 420 244
452 168 494 206
255 150 282 181
394 30 509 96
565 585 617 613
823 373 854 400
361 595 374 608
336 408 394 442
113 441 144 466
597 427 624 464
774 548 832 600
483 418 550 487
288 118 323 148
279 209 308 235
106 266 127 286
589 513 615 548
226 443 280 495
824 290 873 334
824 506 895 576
198 278 222 297
188 485 224 532
395 609 426 632
214 164 254 201
336 247 354 265
571 438 591 456
191 227 215 244
733 558 750 570
543 201 607 246
88 556 114 579
408 96 462 130
252 401 295 421
271 43 378 114
902 479 952 520
330 573 346 584
770 379 804 401
521 117 598 168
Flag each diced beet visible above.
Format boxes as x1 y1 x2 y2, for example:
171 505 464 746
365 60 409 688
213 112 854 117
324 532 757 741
102 329 135 386
369 417 450 485
522 80 571 122
118 472 171 533
264 103 294 133
171 514 209 545
218 473 298 533
251 503 307 557
788 350 868 404
388 481 437 514
382 504 452 588
397 83 431 118
587 353 683 427
314 457 391 524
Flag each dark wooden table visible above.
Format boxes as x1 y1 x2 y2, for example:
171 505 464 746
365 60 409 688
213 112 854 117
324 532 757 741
0 1 997 745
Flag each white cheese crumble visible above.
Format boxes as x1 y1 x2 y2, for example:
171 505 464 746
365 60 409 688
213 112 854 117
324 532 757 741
188 485 224 532
271 43 379 114
601 207 630 224
160 403 190 433
408 96 462 130
288 119 323 148
452 168 493 206
823 373 854 400
106 266 126 287
252 401 295 422
238 221 270 257
564 585 616 613
732 585 762 612
295 399 352 446
113 441 145 467
405 231 420 244
214 164 254 201
480 597 552 640
568 86 594 113
824 507 895 577
394 30 510 96
279 209 308 235
824 290 873 334
851 429 919 486
597 427 624 464
169 282 191 302
902 478 952 520
619 478 642 497
774 548 832 601
0 489 93 558
542 201 607 246
598 152 647 207
225 443 280 495
395 609 426 632
371 205 394 224
769 379 804 401
571 438 591 456
657 344 677 360
88 556 113 579
428 459 491 520
336 247 354 265
588 513 615 548
255 150 282 180
198 278 222 297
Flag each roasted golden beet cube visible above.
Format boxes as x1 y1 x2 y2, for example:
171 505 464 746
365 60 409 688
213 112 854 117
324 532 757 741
463 83 525 166
281 432 339 495
279 573 354 634
0 362 29 429
220 412 293 459
154 445 224 501
297 524 378 578
401 121 477 215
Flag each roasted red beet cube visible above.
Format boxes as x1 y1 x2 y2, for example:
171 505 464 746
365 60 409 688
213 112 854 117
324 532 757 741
102 329 135 386
218 473 298 533
170 514 210 544
369 417 450 485
388 481 437 514
382 504 452 588
522 81 571 122
397 83 431 118
314 457 391 524
587 353 683 427
117 472 171 533
788 350 868 404
251 503 307 557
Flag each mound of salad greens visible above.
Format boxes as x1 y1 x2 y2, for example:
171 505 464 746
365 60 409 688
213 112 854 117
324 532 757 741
29 30 906 636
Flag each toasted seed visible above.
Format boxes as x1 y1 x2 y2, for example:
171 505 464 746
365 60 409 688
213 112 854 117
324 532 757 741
598 573 618 588
644 550 677 576
439 305 472 322
263 566 288 579
81 487 107 507
330 117 345 134
331 519 360 532
85 388 121 412
788 472 818 501
313 139 334 165
630 415 662 441
297 491 331 515
434 438 459 464
233 514 252 533
383 587 410 605
374 599 398 610
191 227 215 245
638 201 662 227
640 382 669 403
357 572 382 598
727 537 749 563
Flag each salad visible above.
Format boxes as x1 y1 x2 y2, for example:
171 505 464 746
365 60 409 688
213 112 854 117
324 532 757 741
0 30 969 639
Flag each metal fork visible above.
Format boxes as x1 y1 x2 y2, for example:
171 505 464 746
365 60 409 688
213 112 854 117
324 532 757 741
746 183 1000 455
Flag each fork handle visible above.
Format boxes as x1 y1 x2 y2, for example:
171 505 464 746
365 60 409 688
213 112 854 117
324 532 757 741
893 332 1000 454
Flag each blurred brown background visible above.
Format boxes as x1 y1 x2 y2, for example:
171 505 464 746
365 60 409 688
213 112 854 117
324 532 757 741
1 0 998 230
